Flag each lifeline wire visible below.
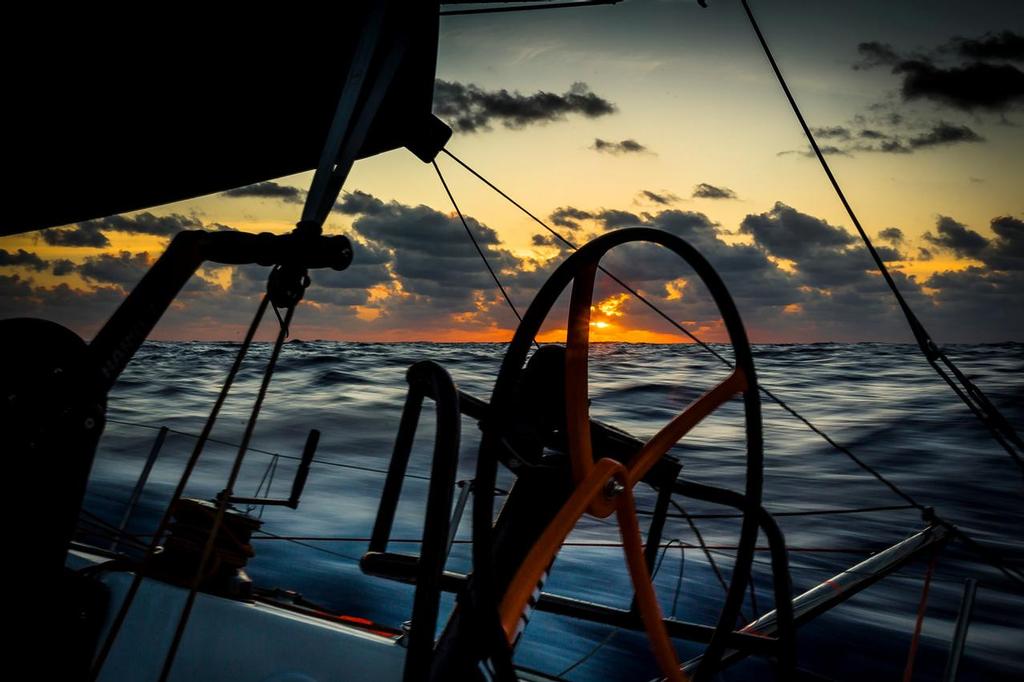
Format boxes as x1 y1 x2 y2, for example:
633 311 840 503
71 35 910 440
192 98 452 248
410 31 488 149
436 149 1024 590
738 0 1024 479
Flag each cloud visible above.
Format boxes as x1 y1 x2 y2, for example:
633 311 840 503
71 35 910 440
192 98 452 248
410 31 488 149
740 202 855 262
549 206 594 230
223 181 305 204
906 122 984 148
78 251 152 286
40 222 110 248
334 190 387 216
896 60 1024 112
740 203 891 291
0 248 48 271
78 212 203 237
592 138 649 154
878 227 905 245
795 119 984 156
922 214 1024 271
923 216 989 259
853 42 903 70
596 209 642 229
778 145 851 158
51 259 76 276
987 216 1024 270
6 185 1021 342
346 194 521 313
855 36 1024 112
952 31 1024 63
811 126 853 141
692 183 738 200
638 190 679 206
433 80 615 133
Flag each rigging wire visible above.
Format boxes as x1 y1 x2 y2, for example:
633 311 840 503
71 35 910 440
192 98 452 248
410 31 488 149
440 1 621 17
738 0 1024 479
433 160 529 329
435 149 1024 590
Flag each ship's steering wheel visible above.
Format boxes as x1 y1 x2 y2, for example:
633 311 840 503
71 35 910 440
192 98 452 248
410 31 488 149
468 227 765 682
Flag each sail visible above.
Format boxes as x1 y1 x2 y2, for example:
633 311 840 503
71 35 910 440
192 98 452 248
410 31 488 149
2 6 448 236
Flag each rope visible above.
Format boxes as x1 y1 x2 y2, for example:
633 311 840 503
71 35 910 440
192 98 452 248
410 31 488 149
738 0 1024 480
901 551 938 682
436 148 1024 591
89 293 271 682
158 302 296 682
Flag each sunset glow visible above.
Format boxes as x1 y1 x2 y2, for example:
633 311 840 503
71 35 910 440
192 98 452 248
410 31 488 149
1 3 1021 343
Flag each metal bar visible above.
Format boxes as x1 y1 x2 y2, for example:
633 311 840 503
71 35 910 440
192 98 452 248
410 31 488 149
301 3 387 225
674 478 795 676
684 525 951 675
446 481 472 557
112 426 167 550
405 362 462 682
942 578 978 682
358 552 777 656
369 381 425 553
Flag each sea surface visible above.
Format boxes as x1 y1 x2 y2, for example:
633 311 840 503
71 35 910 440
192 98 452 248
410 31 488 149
82 341 1024 681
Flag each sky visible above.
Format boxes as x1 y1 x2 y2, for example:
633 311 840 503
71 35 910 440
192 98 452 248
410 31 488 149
2 0 1023 343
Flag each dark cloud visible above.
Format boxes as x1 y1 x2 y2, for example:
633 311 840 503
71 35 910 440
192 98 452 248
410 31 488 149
549 206 594 230
334 190 387 216
223 181 305 204
778 145 851 158
638 190 679 206
433 80 615 133
921 215 1024 271
78 251 151 286
692 183 738 200
812 126 853 141
40 222 110 248
349 199 519 310
51 259 76 276
855 37 1024 112
922 267 1024 340
923 216 989 260
596 209 642 229
907 122 984 149
0 248 48 271
896 60 1024 112
853 42 902 70
985 215 1024 271
878 227 905 245
0 273 36 298
740 202 854 262
800 120 983 156
953 31 1024 63
79 212 203 237
592 138 648 154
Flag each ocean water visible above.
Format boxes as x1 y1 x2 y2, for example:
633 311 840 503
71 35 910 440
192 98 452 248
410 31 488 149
82 341 1024 681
